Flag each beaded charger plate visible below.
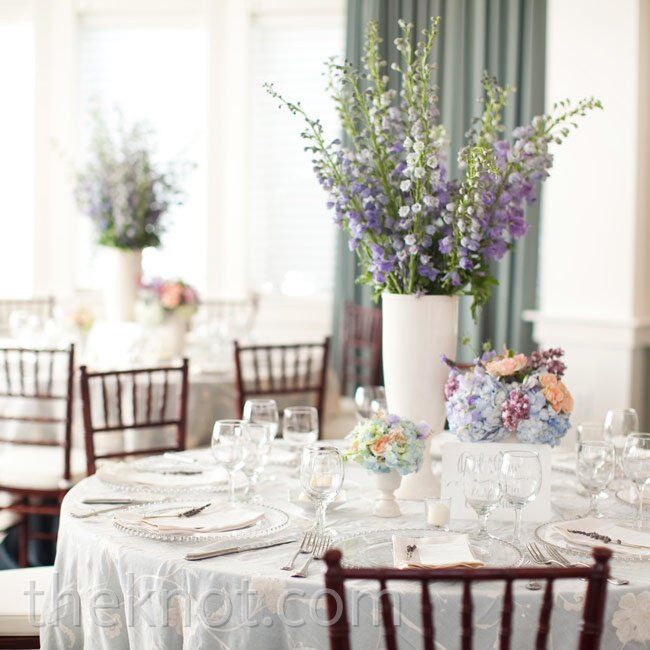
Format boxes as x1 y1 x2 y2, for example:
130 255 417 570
535 519 650 562
112 499 290 543
334 528 523 568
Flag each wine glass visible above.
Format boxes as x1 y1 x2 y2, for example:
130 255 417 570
458 452 503 539
576 440 615 517
300 443 344 534
241 422 271 497
604 409 639 486
283 406 319 446
621 433 650 528
353 385 386 421
243 399 279 440
500 451 542 546
212 419 247 507
576 422 605 445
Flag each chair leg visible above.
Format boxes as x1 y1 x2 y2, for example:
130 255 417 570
18 516 29 568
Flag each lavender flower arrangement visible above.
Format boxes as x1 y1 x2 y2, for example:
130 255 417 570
345 411 431 475
266 18 601 314
444 347 572 446
135 278 199 325
76 111 192 250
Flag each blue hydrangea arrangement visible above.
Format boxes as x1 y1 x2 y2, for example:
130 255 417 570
345 412 431 475
444 348 572 447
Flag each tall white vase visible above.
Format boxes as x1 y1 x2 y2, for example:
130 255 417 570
382 293 459 500
104 248 142 322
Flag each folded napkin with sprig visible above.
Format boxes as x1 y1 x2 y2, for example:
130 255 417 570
115 503 265 535
392 534 484 569
553 517 650 555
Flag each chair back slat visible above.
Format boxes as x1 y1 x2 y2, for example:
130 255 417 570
462 580 473 650
0 344 75 484
80 359 189 475
339 302 382 396
0 296 54 332
199 295 259 336
323 548 613 650
499 579 513 650
233 338 330 430
535 578 554 650
420 580 434 650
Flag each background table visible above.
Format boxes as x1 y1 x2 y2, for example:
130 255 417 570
38 455 650 650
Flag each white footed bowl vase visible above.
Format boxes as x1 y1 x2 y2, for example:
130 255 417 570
373 469 402 518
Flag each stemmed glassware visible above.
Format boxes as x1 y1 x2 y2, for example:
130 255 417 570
500 450 542 546
300 443 344 534
354 385 386 421
604 408 639 487
621 433 650 529
458 452 503 539
576 440 615 517
212 419 247 507
241 422 271 498
576 422 605 445
243 399 280 441
283 406 319 446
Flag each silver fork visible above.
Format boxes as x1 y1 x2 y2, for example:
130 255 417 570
292 533 331 578
282 530 316 571
545 545 629 586
527 542 553 566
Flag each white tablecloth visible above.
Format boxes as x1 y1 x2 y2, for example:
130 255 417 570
39 457 650 650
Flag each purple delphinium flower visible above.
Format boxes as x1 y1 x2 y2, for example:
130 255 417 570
501 389 530 431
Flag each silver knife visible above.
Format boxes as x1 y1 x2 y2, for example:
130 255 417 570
185 537 296 561
82 498 155 505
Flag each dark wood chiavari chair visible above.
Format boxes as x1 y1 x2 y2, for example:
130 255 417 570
324 547 612 650
0 298 55 333
339 302 382 396
0 344 76 568
79 360 190 475
233 338 330 428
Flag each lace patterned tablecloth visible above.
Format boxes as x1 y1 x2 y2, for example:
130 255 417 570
39 461 650 650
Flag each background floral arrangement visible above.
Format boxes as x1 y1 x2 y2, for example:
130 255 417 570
135 278 199 325
266 17 600 314
76 110 192 250
444 347 572 446
345 411 431 475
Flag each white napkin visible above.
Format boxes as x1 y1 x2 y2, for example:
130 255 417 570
392 534 483 569
553 517 650 555
96 460 231 489
115 503 265 535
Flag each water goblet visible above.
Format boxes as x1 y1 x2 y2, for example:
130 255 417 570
283 406 319 446
576 440 615 517
353 385 386 421
576 422 605 446
604 408 639 486
300 443 344 534
241 422 271 497
500 450 542 546
243 399 279 440
458 452 503 539
621 433 650 528
212 419 247 507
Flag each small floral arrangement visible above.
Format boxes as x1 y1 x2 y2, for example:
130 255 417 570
135 278 199 325
345 411 431 475
66 306 94 333
444 347 572 446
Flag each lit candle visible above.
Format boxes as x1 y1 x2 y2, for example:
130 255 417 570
425 497 451 529
310 473 333 489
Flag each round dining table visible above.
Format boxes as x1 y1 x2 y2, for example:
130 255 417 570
39 450 650 650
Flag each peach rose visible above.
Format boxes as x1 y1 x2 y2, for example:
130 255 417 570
485 353 528 378
370 430 405 457
161 284 184 309
540 373 573 414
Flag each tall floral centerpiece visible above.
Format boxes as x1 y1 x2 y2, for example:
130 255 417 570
267 17 600 498
76 112 191 321
444 347 573 445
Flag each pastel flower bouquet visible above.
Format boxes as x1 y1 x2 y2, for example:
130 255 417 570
136 278 199 326
345 412 431 475
444 347 573 446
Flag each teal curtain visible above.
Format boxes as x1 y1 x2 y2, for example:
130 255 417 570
333 0 546 362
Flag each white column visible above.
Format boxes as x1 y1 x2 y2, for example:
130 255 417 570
527 0 650 427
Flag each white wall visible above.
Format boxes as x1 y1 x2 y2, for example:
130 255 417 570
529 0 650 428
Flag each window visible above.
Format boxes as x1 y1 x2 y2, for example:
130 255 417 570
248 10 343 296
0 18 34 296
77 17 208 292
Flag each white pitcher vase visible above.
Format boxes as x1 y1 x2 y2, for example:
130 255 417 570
104 248 142 322
382 293 459 500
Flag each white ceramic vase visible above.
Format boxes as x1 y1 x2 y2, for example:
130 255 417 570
382 293 459 500
158 314 188 360
373 469 402 518
104 248 142 322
